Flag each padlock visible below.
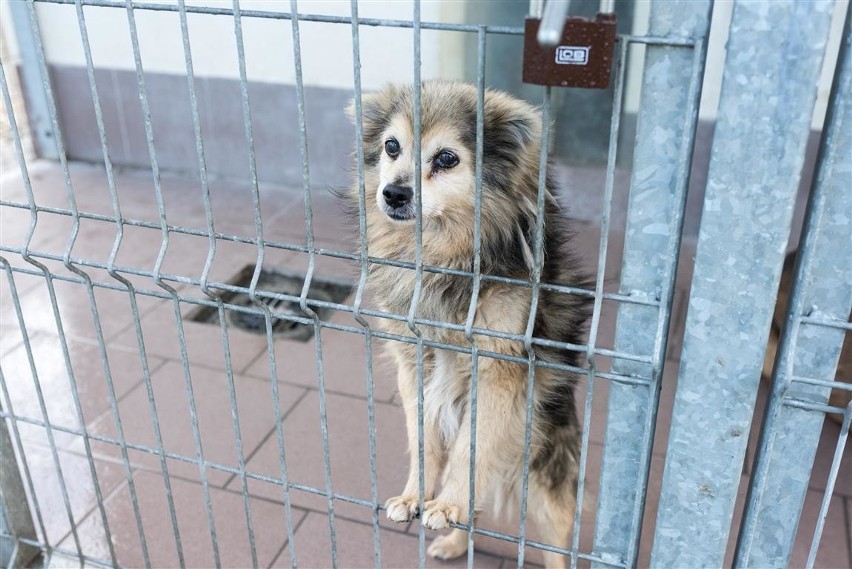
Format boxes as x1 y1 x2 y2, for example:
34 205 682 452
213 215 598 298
522 10 617 89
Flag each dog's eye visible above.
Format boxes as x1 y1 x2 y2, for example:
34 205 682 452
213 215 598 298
385 138 401 159
434 150 459 169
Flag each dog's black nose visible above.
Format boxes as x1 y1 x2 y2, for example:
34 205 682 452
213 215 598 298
383 184 413 208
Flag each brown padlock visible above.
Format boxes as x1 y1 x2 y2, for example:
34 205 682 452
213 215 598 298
522 13 617 89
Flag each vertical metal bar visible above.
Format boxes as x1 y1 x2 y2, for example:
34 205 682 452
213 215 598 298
517 85 551 569
256 315 299 569
347 2 382 567
246 254 300 567
232 8 299 569
165 0 241 565
0 64 52 562
650 3 835 567
0 366 40 568
406 3 425 567
225 3 268 566
592 3 711 567
805 402 851 568
734 9 852 565
72 3 155 563
133 2 221 564
0 272 46 547
6 0 56 158
572 38 627 569
2 263 84 562
238 54 299 559
462 26 486 569
287 2 337 566
113 289 186 566
90 2 184 567
19 2 122 563
0 56 45 564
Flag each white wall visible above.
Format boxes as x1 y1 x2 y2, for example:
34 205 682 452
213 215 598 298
27 0 466 90
2 0 848 127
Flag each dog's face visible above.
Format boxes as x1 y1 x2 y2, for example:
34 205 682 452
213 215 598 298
350 82 543 230
373 114 474 223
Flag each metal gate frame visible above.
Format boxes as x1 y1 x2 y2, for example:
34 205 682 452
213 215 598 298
0 0 849 568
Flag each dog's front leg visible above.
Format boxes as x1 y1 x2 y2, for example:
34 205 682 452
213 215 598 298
421 358 525 530
385 360 444 523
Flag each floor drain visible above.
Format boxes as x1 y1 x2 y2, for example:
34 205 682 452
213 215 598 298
186 265 352 341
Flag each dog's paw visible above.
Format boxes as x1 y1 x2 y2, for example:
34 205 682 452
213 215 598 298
427 532 468 560
384 495 420 523
421 500 462 530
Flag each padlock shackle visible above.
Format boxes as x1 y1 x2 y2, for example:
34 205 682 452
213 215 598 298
535 0 616 48
537 0 571 47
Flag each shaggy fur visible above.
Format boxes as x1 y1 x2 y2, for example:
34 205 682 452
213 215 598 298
344 81 592 568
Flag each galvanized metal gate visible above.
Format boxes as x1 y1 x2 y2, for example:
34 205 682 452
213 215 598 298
0 0 849 568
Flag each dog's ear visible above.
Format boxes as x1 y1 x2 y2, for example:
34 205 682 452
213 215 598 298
346 85 400 165
484 94 542 157
502 112 538 148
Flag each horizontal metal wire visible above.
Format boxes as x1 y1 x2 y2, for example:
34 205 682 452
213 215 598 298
798 316 852 331
0 198 658 307
782 398 849 416
6 538 116 569
0 247 654 369
31 0 698 47
0 261 653 387
791 375 852 392
0 408 628 567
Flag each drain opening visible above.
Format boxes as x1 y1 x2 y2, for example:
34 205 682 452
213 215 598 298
186 265 352 341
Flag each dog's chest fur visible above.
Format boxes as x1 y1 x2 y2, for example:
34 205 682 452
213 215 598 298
370 262 472 333
423 349 468 443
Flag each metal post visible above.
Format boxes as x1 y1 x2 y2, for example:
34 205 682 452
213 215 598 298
650 2 835 567
6 0 56 158
0 409 39 568
734 6 852 566
592 2 711 567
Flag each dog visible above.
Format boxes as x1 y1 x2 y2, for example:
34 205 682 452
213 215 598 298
344 81 592 568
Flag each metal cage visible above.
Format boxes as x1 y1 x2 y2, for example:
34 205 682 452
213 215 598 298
0 0 849 568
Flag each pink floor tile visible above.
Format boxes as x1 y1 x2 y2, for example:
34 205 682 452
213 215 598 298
2 162 849 568
243 325 399 403
282 512 505 569
10 442 128 548
789 488 851 569
2 276 162 343
109 298 271 375
1 332 166 447
235 389 409 525
58 469 305 568
86 361 307 486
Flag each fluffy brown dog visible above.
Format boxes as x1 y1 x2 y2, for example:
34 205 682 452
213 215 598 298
346 81 591 568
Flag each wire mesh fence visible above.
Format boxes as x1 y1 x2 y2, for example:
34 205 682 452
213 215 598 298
0 1 849 568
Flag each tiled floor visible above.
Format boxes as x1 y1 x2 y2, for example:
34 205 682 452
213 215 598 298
1 160 850 569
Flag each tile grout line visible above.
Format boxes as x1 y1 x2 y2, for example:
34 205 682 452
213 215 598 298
221 387 312 489
238 369 399 407
844 496 852 567
51 454 132 553
81 355 170 438
265 507 309 569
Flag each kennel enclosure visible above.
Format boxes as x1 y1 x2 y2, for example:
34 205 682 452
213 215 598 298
0 0 850 567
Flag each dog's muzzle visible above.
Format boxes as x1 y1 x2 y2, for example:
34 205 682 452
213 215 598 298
381 184 415 221
383 184 412 208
